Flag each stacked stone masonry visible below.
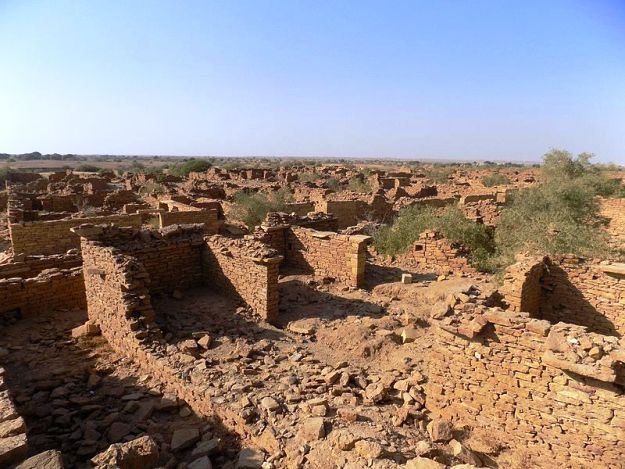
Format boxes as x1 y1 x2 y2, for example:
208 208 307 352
427 309 625 468
202 235 282 323
9 213 142 255
79 230 278 452
284 226 369 288
0 267 86 318
0 367 27 466
600 197 625 249
158 208 222 234
407 230 476 275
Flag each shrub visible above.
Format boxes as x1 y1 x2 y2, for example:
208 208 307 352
298 173 318 183
170 158 212 176
373 205 495 270
231 188 294 228
326 177 342 191
492 179 609 269
0 166 12 186
138 181 167 195
347 178 372 193
76 164 101 172
424 165 454 184
482 173 510 187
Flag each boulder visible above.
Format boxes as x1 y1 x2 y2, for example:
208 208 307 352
90 435 159 469
427 418 453 442
16 450 64 469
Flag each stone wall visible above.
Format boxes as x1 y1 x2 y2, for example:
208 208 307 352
600 197 625 249
202 235 282 322
316 200 368 229
74 224 205 295
540 257 625 337
405 230 476 275
158 209 222 234
0 366 27 466
9 213 142 255
499 256 545 315
80 236 274 451
500 255 625 337
284 227 369 287
0 253 82 281
426 308 625 468
0 267 86 318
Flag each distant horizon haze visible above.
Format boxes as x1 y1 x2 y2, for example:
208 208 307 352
1 1 624 164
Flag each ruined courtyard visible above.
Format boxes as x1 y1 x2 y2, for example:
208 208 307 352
1 160 624 469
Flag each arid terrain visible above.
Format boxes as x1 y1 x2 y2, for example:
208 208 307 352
0 153 624 469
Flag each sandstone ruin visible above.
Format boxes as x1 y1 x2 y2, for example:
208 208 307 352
0 163 624 468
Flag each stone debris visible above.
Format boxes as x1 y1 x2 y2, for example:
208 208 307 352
0 164 623 468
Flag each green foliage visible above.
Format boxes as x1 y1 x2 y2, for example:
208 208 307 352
76 164 101 172
170 158 212 176
481 173 510 187
492 179 609 269
373 206 495 270
138 181 167 195
231 188 294 228
424 165 454 184
297 172 318 183
542 149 593 181
0 166 12 186
326 177 341 191
347 178 372 193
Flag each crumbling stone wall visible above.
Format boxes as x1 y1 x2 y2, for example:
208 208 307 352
0 366 27 466
0 267 86 318
600 197 625 249
80 235 272 450
158 209 222 234
284 227 369 287
316 200 368 229
427 309 625 468
0 253 82 281
75 224 206 295
540 257 625 337
499 256 545 315
406 231 476 275
202 235 281 322
9 213 142 255
500 255 625 337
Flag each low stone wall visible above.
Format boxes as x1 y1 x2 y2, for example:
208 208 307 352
74 224 206 295
427 308 625 468
600 197 625 249
541 257 625 337
159 209 222 234
405 230 476 275
316 200 368 229
499 256 545 315
0 267 86 317
0 253 82 281
9 213 142 255
202 235 282 322
80 238 272 451
0 366 27 466
500 255 625 337
284 227 369 287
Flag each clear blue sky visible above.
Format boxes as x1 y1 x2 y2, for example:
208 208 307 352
1 1 624 163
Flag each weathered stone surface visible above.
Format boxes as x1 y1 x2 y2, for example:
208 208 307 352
91 435 159 469
171 428 200 451
297 417 326 442
236 447 264 468
405 456 446 469
15 449 64 469
427 418 453 442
